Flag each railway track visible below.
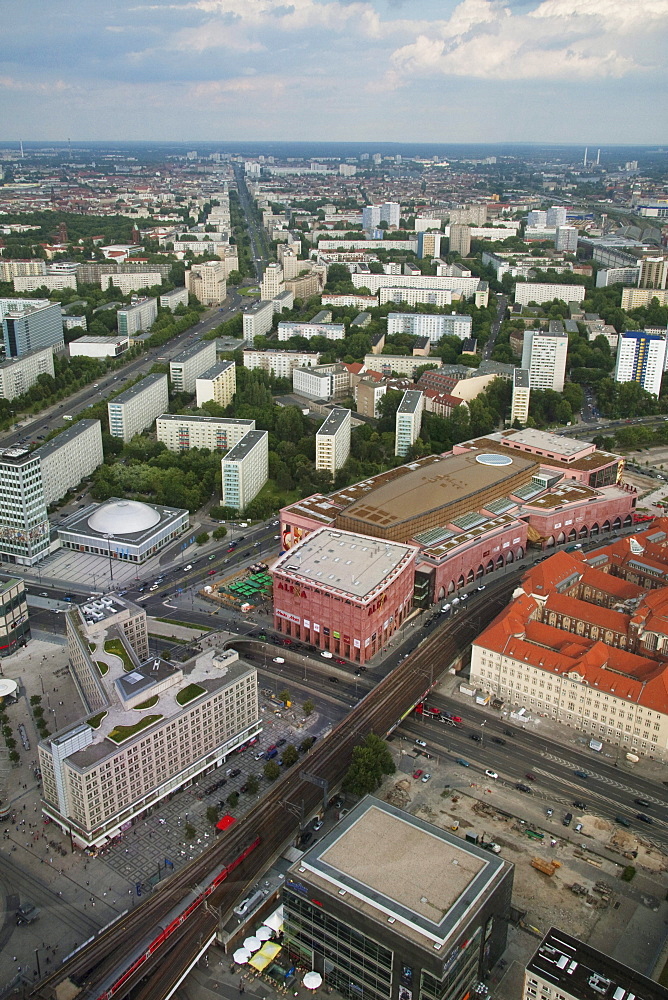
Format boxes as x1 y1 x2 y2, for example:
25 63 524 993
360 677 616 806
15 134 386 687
30 576 514 1000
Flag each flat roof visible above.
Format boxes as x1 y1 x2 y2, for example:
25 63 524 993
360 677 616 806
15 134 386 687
118 297 155 314
170 340 215 364
514 369 530 388
527 927 668 1000
273 527 415 601
71 335 127 344
197 359 234 380
503 428 589 457
222 429 267 463
317 408 350 436
0 345 53 369
246 298 273 313
157 414 254 427
109 373 167 405
294 798 509 950
33 420 99 460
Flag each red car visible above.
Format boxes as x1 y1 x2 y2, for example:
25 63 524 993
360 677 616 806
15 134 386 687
335 658 346 665
525 772 536 781
451 715 462 723
282 638 292 645
412 769 423 779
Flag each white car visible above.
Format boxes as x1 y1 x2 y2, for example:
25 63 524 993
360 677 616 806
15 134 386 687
452 596 460 605
149 584 159 591
184 564 192 571
440 603 451 613
321 650 333 659
421 773 431 782
415 739 427 748
485 769 499 780
272 656 285 663
460 593 469 601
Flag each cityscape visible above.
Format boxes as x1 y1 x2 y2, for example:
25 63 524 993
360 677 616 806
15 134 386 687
1 3 668 1000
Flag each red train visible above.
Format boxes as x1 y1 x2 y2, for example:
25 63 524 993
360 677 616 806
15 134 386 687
89 835 261 1000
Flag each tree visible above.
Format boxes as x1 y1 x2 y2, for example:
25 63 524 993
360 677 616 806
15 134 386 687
184 823 197 840
227 791 239 808
300 736 316 753
302 699 315 716
281 744 299 768
212 526 227 540
279 688 291 705
206 806 219 825
245 775 260 794
196 531 209 545
342 734 395 796
264 760 281 781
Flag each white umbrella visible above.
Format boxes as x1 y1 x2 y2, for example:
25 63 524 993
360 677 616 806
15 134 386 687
233 948 251 965
244 936 262 952
303 972 323 990
257 926 273 941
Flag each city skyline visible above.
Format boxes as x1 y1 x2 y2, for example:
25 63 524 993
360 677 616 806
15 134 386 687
2 0 667 144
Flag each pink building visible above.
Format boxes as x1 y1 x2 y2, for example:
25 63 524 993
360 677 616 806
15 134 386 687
520 483 635 548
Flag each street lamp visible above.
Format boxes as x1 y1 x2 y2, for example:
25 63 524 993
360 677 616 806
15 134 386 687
480 720 486 746
104 534 115 588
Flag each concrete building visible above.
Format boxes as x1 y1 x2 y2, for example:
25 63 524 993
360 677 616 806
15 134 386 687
0 346 55 401
0 259 47 282
116 297 157 338
450 204 488 226
524 928 668 1000
555 225 578 252
379 286 455 309
272 289 294 314
387 311 473 343
221 430 269 511
39 610 259 847
285 797 513 1000
354 271 481 298
185 261 227 305
521 324 569 392
195 359 236 408
159 286 189 310
449 223 472 256
416 231 442 258
156 414 254 452
395 389 423 457
108 272 162 295
13 270 77 293
595 266 641 288
69 335 129 359
34 420 104 506
278 320 345 342
107 373 168 444
363 355 443 378
621 288 668 311
2 301 64 358
0 577 30 657
243 349 319 379
356 376 387 418
639 255 668 290
315 408 351 475
515 283 586 307
169 339 217 394
0 447 49 566
57 497 189 565
284 272 323 300
242 300 274 343
511 368 531 425
546 206 568 227
615 331 667 397
260 263 284 301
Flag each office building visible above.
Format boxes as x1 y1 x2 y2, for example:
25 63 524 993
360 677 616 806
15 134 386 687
555 226 578 252
159 286 189 310
515 282 585 307
243 349 319 379
524 928 668 1000
315 408 351 475
546 206 568 228
278 320 345 342
116 297 157 338
107 373 168 444
0 447 49 566
395 389 423 457
0 346 55 401
387 312 472 343
39 610 259 848
0 577 30 657
58 497 188 565
221 430 269 511
511 368 531 425
69 335 128 359
34 420 104 507
284 797 513 1000
185 261 227 305
169 339 217 394
2 301 64 358
449 223 472 256
156 414 254 452
615 331 667 397
260 263 285 301
242 299 274 343
195 359 236 408
521 325 569 392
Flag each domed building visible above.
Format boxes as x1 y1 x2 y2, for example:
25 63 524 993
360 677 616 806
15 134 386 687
57 497 189 565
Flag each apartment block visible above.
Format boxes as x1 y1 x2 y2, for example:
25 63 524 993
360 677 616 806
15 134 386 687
221 430 269 511
379 286 454 308
615 331 667 397
387 311 472 343
0 578 30 657
555 226 578 252
0 259 47 282
356 376 387 418
195 359 237 408
242 349 319 379
416 230 442 258
395 389 423 457
511 368 531 425
242 299 274 343
364 354 443 378
449 223 472 256
449 203 488 225
156 414 254 452
107 373 168 444
521 324 569 392
292 364 352 401
0 447 49 566
108 272 162 295
116 297 158 338
315 408 351 475
277 320 344 342
515 282 585 307
185 261 227 305
159 287 189 310
0 346 55 401
69 335 128 359
272 289 294 314
639 255 668 290
260 263 285 300
621 288 668 311
2 301 64 358
13 271 77 293
284 272 323 300
34 420 104 507
169 339 217 393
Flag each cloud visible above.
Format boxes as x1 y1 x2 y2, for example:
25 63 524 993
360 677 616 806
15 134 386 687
188 74 287 100
0 75 72 93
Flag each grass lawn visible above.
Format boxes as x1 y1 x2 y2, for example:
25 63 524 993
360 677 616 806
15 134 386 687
104 639 134 672
87 711 107 729
134 696 159 710
95 661 109 676
176 683 206 706
155 617 204 630
108 715 163 744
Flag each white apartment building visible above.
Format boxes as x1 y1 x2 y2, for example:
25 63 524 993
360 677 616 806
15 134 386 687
362 203 400 229
527 210 547 227
272 289 294 314
221 430 269 511
363 355 443 378
0 346 54 401
510 368 531 426
108 272 162 295
278 321 345 342
34 420 104 506
69 335 129 359
546 206 568 228
159 287 189 310
195 359 237 408
0 446 49 565
595 266 641 288
260 263 285 300
514 282 585 307
521 324 569 392
379 287 455 309
316 408 352 475
107 373 168 444
395 389 423 457
416 231 442 258
0 259 47 282
615 332 667 397
185 261 227 305
621 288 668 310
449 224 472 256
243 299 274 343
169 339 217 394
117 297 158 338
280 249 302 280
352 272 481 297
555 226 578 252
293 366 337 401
243 350 320 379
386 312 473 343
321 294 378 309
13 271 77 293
156 414 254 452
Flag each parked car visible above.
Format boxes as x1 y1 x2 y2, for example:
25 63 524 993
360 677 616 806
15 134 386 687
573 801 587 810
412 769 424 779
414 740 427 748
484 770 498 780
421 773 431 783
563 813 573 827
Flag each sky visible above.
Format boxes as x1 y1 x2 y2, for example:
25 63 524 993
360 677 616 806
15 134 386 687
2 0 667 145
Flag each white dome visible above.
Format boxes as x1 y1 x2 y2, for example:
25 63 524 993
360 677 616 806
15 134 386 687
88 499 161 535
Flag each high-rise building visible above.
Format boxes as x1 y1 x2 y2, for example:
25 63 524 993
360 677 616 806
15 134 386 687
387 312 472 343
34 420 104 506
0 346 55 400
449 204 488 226
615 331 667 397
0 577 30 657
511 368 531 425
284 797 513 1000
221 430 269 511
107 373 168 443
242 299 274 343
380 202 400 228
2 302 64 358
639 255 668 290
116 297 157 338
0 447 49 566
521 324 569 392
362 205 381 230
156 414 254 452
546 205 568 228
260 263 285 301
449 224 472 257
195 359 237 408
169 339 217 394
315 407 351 475
555 226 578 252
185 260 227 305
416 231 442 258
243 350 320 379
527 209 547 227
395 389 423 457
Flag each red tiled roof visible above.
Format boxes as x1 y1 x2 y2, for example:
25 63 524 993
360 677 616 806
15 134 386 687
544 591 629 633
